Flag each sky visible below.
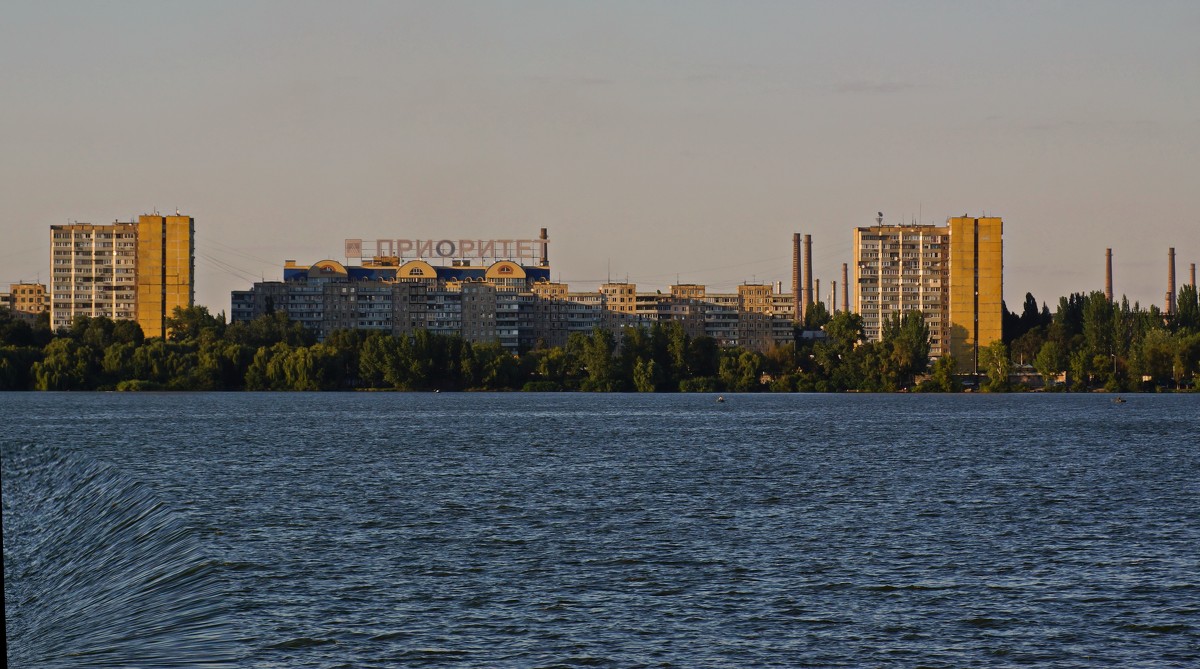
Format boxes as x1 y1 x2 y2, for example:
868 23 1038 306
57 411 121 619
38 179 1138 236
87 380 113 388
2 1 1198 314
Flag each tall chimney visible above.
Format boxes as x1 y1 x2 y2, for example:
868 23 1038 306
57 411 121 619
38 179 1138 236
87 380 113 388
831 280 837 312
815 278 821 308
1168 247 1176 314
842 263 849 314
1105 248 1113 302
792 233 802 322
539 228 549 267
1191 263 1196 289
803 234 813 318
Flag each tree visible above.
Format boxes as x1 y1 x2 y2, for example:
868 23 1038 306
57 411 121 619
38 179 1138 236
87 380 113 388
632 358 661 392
978 340 1011 392
1068 348 1093 391
803 301 831 330
1138 329 1175 389
916 357 964 393
33 338 95 390
1082 291 1117 358
1177 284 1200 333
580 328 619 391
166 305 224 343
1033 340 1065 388
879 311 931 390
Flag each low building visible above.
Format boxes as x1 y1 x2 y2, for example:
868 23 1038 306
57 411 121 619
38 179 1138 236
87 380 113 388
5 283 48 315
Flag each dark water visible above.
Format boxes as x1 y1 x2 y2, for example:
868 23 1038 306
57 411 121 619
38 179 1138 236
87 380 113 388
4 392 1199 667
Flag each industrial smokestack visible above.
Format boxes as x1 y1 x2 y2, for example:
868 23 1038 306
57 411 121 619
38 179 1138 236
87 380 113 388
831 280 837 312
1191 263 1196 289
539 228 549 267
792 233 801 322
803 234 813 319
1105 248 1113 302
1168 247 1176 314
815 278 820 308
842 263 849 314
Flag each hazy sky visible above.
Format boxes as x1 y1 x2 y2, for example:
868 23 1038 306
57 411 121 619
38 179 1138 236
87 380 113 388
3 1 1197 313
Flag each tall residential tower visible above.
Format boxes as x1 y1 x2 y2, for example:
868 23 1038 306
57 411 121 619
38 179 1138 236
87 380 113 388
136 214 195 338
49 213 194 337
853 215 1002 373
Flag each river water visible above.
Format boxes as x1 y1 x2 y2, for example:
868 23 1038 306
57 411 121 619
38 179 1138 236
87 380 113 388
3 392 1198 667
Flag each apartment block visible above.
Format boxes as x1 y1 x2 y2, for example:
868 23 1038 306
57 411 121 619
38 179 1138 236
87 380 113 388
136 214 195 338
231 258 800 353
5 282 48 315
50 222 139 330
852 216 1002 372
49 214 194 336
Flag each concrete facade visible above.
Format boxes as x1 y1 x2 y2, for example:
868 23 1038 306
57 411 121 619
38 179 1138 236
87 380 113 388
5 282 48 315
853 216 1003 372
50 222 139 330
50 215 195 336
136 214 195 338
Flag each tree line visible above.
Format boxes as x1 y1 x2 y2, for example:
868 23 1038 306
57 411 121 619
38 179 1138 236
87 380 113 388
1 283 1196 392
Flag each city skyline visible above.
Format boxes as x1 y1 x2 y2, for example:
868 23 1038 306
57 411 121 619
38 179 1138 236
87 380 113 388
2 2 1197 313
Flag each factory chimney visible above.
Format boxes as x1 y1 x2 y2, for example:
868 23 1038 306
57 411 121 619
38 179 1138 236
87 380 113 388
842 263 849 314
1167 247 1176 314
803 234 813 319
792 233 802 322
1105 248 1113 302
831 280 837 312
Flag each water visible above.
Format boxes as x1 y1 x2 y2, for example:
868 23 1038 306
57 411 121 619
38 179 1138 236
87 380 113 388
3 392 1199 667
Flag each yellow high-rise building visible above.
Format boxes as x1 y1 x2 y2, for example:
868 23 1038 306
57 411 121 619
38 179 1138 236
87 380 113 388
50 214 194 335
853 215 1002 373
136 214 195 338
947 216 1003 373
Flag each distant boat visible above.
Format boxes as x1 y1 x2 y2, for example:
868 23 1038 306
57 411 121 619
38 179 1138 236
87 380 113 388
716 396 725 403
1112 396 1126 404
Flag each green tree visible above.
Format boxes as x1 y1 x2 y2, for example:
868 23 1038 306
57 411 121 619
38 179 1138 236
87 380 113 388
33 338 95 390
632 358 661 392
917 355 961 392
1068 348 1093 391
358 332 398 388
1033 340 1066 388
879 311 931 390
978 340 1011 392
580 328 619 391
802 301 831 330
1176 284 1200 333
0 345 42 390
166 305 224 343
1137 328 1175 389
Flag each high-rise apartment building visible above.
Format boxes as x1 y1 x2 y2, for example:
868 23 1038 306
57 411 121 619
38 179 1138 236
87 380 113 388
947 216 1003 373
49 214 194 336
853 216 1002 373
50 222 139 330
136 214 195 338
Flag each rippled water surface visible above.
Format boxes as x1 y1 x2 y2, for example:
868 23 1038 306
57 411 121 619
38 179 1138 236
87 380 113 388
4 392 1199 667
